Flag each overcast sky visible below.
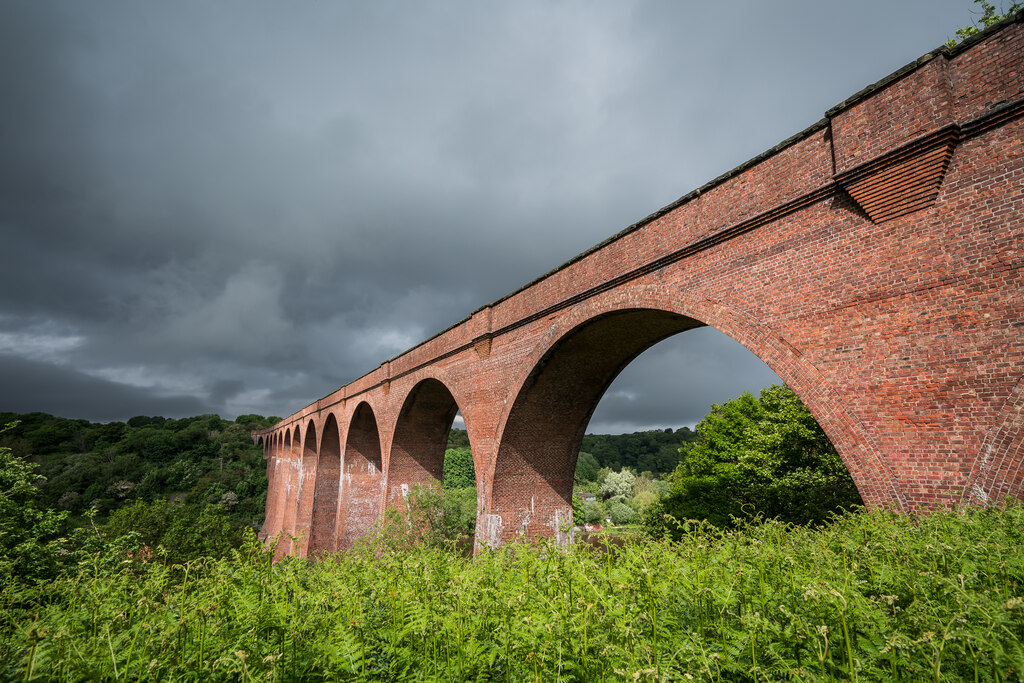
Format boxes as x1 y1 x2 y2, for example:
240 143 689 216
0 1 979 431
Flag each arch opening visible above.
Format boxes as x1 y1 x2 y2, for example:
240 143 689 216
308 414 341 556
487 306 866 546
339 403 383 550
490 309 701 543
267 430 292 541
388 379 461 504
295 421 318 555
389 380 478 545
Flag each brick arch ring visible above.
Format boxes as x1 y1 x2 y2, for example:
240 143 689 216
379 370 477 472
483 283 909 519
961 374 1024 506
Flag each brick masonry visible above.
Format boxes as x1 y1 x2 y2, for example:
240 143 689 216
255 16 1024 556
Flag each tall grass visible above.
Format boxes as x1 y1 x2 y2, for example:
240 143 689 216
2 505 1023 681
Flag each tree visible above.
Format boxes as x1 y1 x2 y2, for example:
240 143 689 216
3 410 269 534
599 469 636 502
0 422 69 583
680 392 761 476
609 502 637 525
572 494 584 525
583 500 605 524
442 447 476 489
574 451 600 484
947 0 1022 46
105 498 243 563
645 385 862 538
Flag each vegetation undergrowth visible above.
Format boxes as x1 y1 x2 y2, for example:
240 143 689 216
3 504 1023 681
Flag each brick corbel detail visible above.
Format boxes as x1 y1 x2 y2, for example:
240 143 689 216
834 125 960 223
471 306 493 359
473 335 492 359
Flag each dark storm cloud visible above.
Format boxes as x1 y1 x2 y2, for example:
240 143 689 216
0 1 973 427
0 354 212 422
588 328 784 433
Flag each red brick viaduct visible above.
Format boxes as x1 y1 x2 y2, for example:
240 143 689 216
255 17 1024 558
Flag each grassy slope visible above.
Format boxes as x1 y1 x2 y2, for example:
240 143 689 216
3 505 1023 681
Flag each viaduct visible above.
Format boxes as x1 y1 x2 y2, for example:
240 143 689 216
255 17 1024 558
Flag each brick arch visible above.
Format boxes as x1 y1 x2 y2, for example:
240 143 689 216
277 424 302 558
262 432 282 544
338 401 384 550
308 412 342 556
386 378 464 508
961 374 1024 505
270 430 294 552
483 284 907 544
283 419 318 556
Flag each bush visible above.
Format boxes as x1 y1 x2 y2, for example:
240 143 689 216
392 484 478 547
599 469 636 500
583 500 604 524
442 448 476 489
609 501 636 525
104 498 244 563
648 385 862 537
629 489 660 516
0 423 69 584
571 494 584 525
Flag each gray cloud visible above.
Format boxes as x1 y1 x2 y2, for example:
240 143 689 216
0 1 973 428
0 354 213 422
589 328 784 433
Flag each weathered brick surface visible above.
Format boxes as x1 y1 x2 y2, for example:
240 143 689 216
386 379 460 508
256 17 1024 556
337 403 384 550
308 414 341 556
832 56 954 174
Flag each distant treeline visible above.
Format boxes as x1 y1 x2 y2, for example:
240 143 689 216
1 412 690 531
444 426 696 479
0 412 278 530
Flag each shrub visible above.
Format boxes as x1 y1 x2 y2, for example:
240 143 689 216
0 423 69 583
599 469 636 500
609 501 636 525
583 500 604 524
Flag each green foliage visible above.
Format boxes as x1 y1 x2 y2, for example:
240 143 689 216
583 500 605 524
573 450 600 484
382 484 477 548
385 437 482 544
105 498 244 564
599 468 636 501
4 506 1024 681
608 501 637 525
0 422 69 584
680 391 761 475
441 446 475 489
628 476 665 517
0 411 270 537
947 0 1022 46
571 493 584 525
581 427 696 475
647 385 862 537
445 427 470 449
